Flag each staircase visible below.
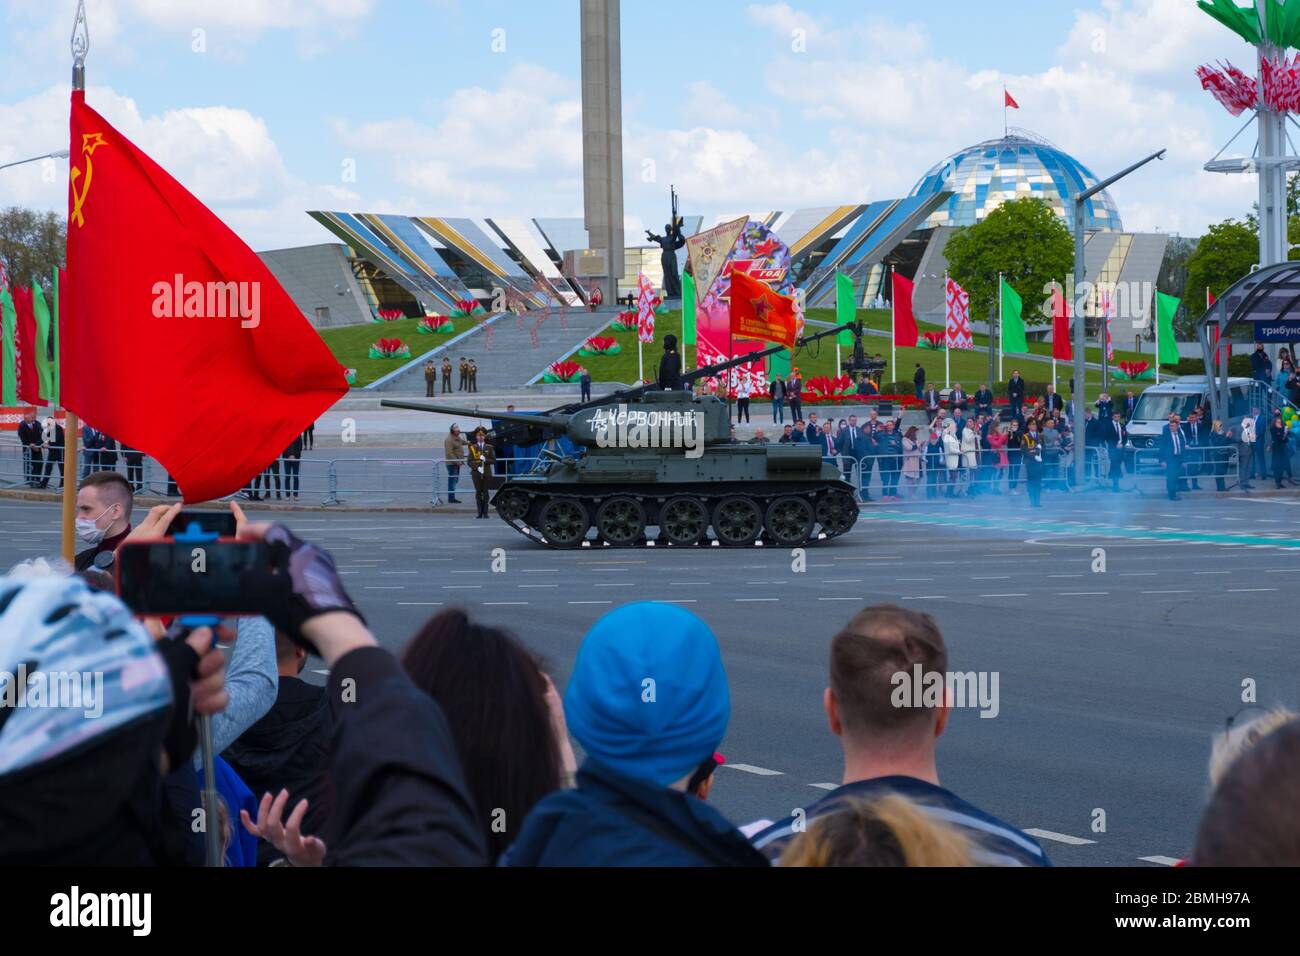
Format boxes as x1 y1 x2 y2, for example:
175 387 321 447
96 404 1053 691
367 307 618 392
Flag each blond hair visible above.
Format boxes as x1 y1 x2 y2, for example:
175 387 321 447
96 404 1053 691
778 794 974 867
1209 706 1299 788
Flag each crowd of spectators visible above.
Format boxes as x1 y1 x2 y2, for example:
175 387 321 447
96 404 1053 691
2 490 1294 868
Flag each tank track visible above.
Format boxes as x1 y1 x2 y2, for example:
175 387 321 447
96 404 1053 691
489 480 860 550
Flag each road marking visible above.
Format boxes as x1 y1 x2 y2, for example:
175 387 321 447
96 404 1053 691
1023 828 1097 846
1048 573 1083 578
1120 572 1157 576
901 595 947 600
979 592 1028 598
1192 570 1230 575
653 599 697 604
452 570 490 574
398 602 443 606
363 586 405 590
824 579 863 584
1057 591 1108 595
972 575 1011 580
568 600 612 605
594 583 635 587
896 577 935 581
818 596 860 601
518 584 559 588
1228 587 1278 592
1139 855 1181 866
723 764 783 776
1141 589 1192 594
442 585 483 589
736 597 779 602
484 601 529 606
809 783 839 790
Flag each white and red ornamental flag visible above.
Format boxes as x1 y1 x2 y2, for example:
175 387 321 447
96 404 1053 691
944 277 973 350
636 272 656 344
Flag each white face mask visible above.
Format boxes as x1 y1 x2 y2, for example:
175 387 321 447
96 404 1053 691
75 506 115 547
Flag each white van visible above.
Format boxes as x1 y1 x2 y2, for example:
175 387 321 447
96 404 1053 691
1124 376 1259 452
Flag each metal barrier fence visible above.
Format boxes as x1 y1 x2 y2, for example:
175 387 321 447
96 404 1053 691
849 444 1245 500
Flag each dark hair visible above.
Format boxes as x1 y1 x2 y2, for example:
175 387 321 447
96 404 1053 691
830 604 948 737
79 470 133 504
401 608 563 862
1193 718 1300 866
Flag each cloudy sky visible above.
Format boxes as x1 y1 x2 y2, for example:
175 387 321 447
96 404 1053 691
0 0 1267 251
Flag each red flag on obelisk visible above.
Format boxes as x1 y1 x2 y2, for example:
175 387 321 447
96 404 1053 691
65 91 347 502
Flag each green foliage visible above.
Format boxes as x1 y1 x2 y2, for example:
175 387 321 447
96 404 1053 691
1170 354 1253 377
1184 219 1258 313
0 207 65 285
944 197 1073 328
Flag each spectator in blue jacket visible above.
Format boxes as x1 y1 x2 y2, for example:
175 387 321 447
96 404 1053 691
502 602 767 867
1251 343 1273 384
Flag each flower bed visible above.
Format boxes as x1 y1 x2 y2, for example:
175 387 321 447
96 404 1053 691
578 335 622 357
451 298 486 318
367 337 410 359
416 315 455 334
610 311 639 332
542 359 586 384
373 308 405 321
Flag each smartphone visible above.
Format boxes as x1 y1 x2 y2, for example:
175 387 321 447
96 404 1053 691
116 539 272 616
170 510 238 538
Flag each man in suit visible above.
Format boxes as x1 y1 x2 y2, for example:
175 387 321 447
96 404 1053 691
467 426 497 518
949 383 968 412
806 412 820 438
1007 370 1026 419
839 415 872 500
1122 390 1137 422
913 363 926 399
579 368 592 402
790 420 808 443
1095 392 1114 421
1042 384 1064 415
120 443 145 493
951 407 968 441
17 410 43 488
787 370 804 422
41 418 66 490
769 375 786 424
814 421 839 465
1158 414 1187 501
1101 411 1126 492
974 383 994 419
1183 410 1208 490
80 424 103 479
923 384 941 423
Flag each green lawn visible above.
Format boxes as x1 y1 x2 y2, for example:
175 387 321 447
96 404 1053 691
316 315 486 386
573 308 1165 401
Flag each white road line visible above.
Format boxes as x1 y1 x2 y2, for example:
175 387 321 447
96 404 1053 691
818 596 860 601
823 579 862 584
1047 573 1083 578
442 585 483 589
896 577 935 581
1192 570 1230 575
809 783 839 790
517 584 559 588
484 601 529 606
1228 587 1278 592
1023 828 1097 846
736 597 779 602
653 599 697 604
1057 591 1109 595
972 575 1011 580
363 586 405 590
568 600 612 605
594 583 635 587
398 602 443 606
1120 572 1157 576
901 595 947 600
451 570 491 574
1141 589 1192 594
979 592 1028 598
722 764 783 776
1139 855 1181 866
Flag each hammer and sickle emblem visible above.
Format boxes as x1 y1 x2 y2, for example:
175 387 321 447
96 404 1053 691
70 132 107 228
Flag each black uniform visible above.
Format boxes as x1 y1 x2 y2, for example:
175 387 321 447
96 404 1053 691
17 419 44 487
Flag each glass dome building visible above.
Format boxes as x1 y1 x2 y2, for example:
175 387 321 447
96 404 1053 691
909 129 1123 234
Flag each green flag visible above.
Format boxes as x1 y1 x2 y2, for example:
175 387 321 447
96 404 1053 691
0 288 16 406
1156 291 1181 365
768 348 791 381
999 277 1027 354
31 280 54 402
682 271 696 346
835 272 855 345
51 267 60 405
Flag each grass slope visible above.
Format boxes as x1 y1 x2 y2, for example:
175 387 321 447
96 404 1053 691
315 316 485 387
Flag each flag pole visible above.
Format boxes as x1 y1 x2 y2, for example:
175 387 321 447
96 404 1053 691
890 264 897 387
62 1 88 568
944 272 951 389
997 272 1004 382
1155 294 1160 385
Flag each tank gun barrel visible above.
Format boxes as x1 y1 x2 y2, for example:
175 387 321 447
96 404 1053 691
379 400 569 433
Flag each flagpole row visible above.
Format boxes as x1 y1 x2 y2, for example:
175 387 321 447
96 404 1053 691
63 1 87 565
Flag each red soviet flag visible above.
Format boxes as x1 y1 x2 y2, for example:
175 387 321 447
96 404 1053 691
729 269 797 350
1005 89 1019 109
1050 286 1072 361
891 271 917 347
64 92 346 502
11 287 44 407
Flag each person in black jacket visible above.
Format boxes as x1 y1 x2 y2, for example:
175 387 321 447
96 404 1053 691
41 418 66 489
913 363 925 399
224 632 333 866
657 334 682 390
502 602 767 867
1270 412 1291 489
1158 415 1188 500
1007 371 1025 419
120 443 145 492
973 383 994 418
282 434 304 501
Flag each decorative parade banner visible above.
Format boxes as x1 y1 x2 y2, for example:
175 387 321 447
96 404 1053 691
685 216 747 307
690 218 795 395
944 277 973 349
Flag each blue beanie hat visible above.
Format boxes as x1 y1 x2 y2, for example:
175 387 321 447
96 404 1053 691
564 602 730 788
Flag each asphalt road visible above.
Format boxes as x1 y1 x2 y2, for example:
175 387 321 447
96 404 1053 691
3 490 1297 867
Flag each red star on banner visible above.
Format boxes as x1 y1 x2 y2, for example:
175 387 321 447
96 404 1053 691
753 237 780 258
751 296 772 320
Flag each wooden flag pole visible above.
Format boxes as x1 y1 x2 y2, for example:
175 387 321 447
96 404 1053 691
62 5 88 566
943 273 951 389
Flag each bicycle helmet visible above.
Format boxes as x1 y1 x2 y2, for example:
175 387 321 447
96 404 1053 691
0 574 172 777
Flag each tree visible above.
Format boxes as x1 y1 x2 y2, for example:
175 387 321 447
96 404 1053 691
0 207 65 287
943 197 1073 327
1184 218 1258 318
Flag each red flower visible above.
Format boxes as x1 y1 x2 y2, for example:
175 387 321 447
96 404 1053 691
1118 360 1149 378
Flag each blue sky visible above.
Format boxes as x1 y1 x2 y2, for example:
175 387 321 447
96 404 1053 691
0 1 1265 249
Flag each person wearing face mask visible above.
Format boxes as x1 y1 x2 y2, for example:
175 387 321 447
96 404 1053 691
74 471 134 571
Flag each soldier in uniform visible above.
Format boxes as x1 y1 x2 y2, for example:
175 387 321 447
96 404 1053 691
441 357 454 393
467 426 496 518
468 359 479 393
458 356 469 391
424 360 437 397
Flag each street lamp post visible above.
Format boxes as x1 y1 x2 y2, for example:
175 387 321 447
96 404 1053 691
0 149 70 173
1072 148 1166 488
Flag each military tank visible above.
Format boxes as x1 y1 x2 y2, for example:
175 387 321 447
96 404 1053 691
382 331 861 549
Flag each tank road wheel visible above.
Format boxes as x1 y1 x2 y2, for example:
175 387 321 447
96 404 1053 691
595 496 647 547
659 495 708 546
816 490 858 536
537 498 590 549
765 495 816 546
712 496 763 547
495 488 530 523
